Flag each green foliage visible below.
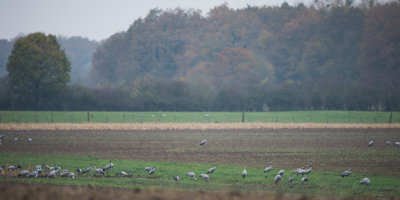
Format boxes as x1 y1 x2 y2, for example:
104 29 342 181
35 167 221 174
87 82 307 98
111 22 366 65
6 33 71 109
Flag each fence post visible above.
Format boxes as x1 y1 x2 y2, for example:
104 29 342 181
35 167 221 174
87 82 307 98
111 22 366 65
242 112 245 123
389 112 392 124
71 113 73 123
106 115 109 123
51 112 54 123
374 116 376 124
35 114 37 123
87 112 90 123
0 115 2 123
123 114 125 123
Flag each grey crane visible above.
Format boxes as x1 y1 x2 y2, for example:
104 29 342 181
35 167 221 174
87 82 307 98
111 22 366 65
83 161 92 175
46 170 56 178
69 172 75 180
288 176 294 184
28 170 40 178
34 165 42 171
278 169 284 176
301 163 312 176
174 175 179 184
149 166 156 175
14 137 18 144
186 172 197 180
28 138 32 143
94 166 104 176
144 164 155 172
264 162 272 173
341 168 352 177
8 165 21 171
77 168 82 173
395 141 400 147
103 160 114 175
386 141 391 146
242 168 247 178
0 135 4 139
207 164 216 174
274 174 282 184
368 140 374 147
360 177 370 185
18 170 30 177
301 177 308 185
116 171 132 177
60 170 71 177
200 139 207 146
199 173 209 180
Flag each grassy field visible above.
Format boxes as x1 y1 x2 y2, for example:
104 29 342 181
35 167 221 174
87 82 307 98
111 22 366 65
0 111 399 124
0 127 400 199
1 153 399 198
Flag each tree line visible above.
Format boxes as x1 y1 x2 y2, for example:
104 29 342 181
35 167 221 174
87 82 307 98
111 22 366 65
1 1 400 111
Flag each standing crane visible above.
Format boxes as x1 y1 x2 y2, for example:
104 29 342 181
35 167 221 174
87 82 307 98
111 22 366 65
207 164 216 174
264 162 272 173
200 139 207 146
174 175 179 184
274 174 282 184
186 172 197 180
242 169 247 178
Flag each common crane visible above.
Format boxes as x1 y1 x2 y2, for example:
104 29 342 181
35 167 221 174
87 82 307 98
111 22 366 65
0 135 4 139
264 162 272 173
69 172 75 180
28 138 32 143
116 171 132 177
395 141 400 147
8 165 21 171
200 139 207 146
46 170 56 178
360 177 370 185
301 177 308 185
242 169 247 178
60 170 71 177
288 176 294 184
174 175 179 183
199 173 209 180
207 164 216 174
14 137 18 144
368 140 374 147
83 161 92 175
274 174 282 184
28 170 39 178
103 160 114 172
341 169 352 177
186 172 197 180
149 166 156 175
144 164 155 172
94 166 104 176
278 169 284 176
18 170 30 177
386 141 391 146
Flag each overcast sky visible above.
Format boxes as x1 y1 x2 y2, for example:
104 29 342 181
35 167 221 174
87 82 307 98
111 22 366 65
1 0 308 41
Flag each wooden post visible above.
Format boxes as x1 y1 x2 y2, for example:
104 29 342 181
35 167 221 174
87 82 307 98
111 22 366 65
71 114 73 123
87 112 90 123
106 115 109 123
123 114 126 123
51 112 54 123
0 115 2 123
276 116 278 122
242 112 245 123
389 112 393 124
374 116 376 124
35 114 37 123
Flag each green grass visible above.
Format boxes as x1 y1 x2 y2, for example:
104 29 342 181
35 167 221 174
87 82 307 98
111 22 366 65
1 153 399 198
0 111 399 124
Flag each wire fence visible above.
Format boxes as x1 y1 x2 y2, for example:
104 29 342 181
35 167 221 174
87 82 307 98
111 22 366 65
0 111 399 124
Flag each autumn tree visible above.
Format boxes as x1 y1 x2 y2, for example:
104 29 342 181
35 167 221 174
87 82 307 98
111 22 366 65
7 32 71 109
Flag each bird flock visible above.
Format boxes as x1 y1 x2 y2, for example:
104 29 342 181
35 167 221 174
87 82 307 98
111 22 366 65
0 134 399 188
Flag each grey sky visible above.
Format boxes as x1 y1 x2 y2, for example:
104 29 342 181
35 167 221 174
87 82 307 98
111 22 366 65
1 0 306 41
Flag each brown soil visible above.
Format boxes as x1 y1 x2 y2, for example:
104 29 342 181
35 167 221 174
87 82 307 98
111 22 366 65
0 183 362 200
